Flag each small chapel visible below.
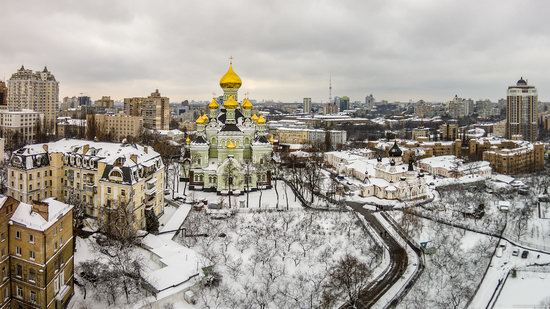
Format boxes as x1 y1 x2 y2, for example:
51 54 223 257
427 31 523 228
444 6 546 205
185 61 273 194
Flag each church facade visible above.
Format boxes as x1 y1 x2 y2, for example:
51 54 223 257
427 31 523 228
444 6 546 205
185 62 273 194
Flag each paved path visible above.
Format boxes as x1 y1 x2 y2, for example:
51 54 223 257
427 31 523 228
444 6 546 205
345 202 409 308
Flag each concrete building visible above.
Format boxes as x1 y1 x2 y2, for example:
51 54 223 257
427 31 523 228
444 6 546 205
87 114 143 142
324 101 338 115
275 127 347 149
56 117 86 139
94 96 114 109
0 81 7 107
506 77 538 142
124 89 170 130
0 196 74 309
440 122 459 141
339 96 350 112
7 66 58 134
365 94 375 110
7 140 165 230
303 98 312 114
0 109 44 149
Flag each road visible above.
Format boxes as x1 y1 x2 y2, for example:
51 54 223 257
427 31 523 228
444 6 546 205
345 201 409 308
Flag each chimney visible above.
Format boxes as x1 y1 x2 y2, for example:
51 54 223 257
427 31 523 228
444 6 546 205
130 154 138 163
83 144 89 155
144 146 148 154
32 201 49 221
42 144 48 152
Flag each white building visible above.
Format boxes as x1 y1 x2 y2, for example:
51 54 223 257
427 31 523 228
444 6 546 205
303 98 312 114
418 155 492 178
506 77 538 142
7 66 58 134
0 109 44 147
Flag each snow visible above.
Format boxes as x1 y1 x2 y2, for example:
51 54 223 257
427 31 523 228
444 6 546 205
158 203 191 241
494 268 550 308
9 197 72 231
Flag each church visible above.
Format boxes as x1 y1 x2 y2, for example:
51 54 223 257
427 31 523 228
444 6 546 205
185 61 273 194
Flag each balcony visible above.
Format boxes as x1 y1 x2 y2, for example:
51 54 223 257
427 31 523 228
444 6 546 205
84 184 97 194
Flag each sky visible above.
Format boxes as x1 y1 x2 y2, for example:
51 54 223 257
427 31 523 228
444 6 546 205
1 0 549 103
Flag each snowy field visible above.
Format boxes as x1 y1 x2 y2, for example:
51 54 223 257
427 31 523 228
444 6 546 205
494 268 550 308
392 213 498 309
177 209 384 308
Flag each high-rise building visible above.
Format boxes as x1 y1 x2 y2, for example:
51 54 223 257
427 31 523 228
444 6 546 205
365 94 375 110
0 196 74 309
124 89 170 130
339 96 350 111
303 98 312 114
7 66 58 134
0 109 44 149
87 114 143 142
506 77 538 142
78 96 92 107
0 81 7 107
94 96 114 109
447 95 467 119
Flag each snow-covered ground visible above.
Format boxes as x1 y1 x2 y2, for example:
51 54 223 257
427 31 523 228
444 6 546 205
177 209 384 308
494 268 550 308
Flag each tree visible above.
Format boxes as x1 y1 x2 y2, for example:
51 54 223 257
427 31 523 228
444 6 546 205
321 254 373 308
145 209 159 234
221 158 240 209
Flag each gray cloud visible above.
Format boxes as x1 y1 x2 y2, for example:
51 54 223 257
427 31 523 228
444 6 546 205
1 0 549 102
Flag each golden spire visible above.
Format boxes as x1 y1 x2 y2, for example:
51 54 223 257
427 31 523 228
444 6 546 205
227 140 236 149
251 113 259 122
223 95 238 109
186 135 191 144
242 97 253 109
219 58 242 89
257 115 266 124
196 114 208 124
208 97 219 109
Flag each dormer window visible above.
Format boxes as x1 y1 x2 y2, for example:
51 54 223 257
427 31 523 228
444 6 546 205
109 169 123 181
114 157 125 166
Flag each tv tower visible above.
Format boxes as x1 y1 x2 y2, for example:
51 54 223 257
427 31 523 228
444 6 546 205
329 73 332 103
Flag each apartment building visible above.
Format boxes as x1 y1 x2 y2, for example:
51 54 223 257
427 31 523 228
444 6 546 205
6 140 165 230
0 196 74 309
506 78 538 142
87 114 143 142
7 66 58 134
275 127 347 149
0 110 44 149
480 140 544 175
0 81 7 107
124 90 169 130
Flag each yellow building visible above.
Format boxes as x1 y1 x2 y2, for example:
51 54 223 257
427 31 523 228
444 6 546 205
0 196 74 309
124 89 170 130
481 141 544 175
275 128 309 144
87 114 143 142
7 140 165 230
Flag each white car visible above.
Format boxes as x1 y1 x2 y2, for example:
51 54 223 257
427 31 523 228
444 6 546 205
512 248 519 256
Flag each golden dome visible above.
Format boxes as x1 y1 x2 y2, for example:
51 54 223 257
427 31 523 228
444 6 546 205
208 98 219 109
219 62 242 89
251 113 259 122
186 135 191 144
227 140 236 149
257 115 266 124
223 96 238 109
196 114 208 124
242 98 253 109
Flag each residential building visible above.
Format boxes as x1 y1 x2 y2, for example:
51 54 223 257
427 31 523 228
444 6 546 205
303 98 311 114
7 66 58 134
0 81 7 107
447 95 468 119
414 100 433 118
506 77 538 142
324 101 338 115
6 140 165 230
339 96 350 111
0 196 74 309
418 155 492 178
440 122 459 141
56 117 86 139
365 94 375 110
94 96 114 109
0 109 44 149
275 127 347 149
186 61 272 194
124 89 170 130
87 114 143 142
541 112 550 131
412 128 429 141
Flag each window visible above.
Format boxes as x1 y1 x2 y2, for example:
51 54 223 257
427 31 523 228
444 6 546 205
30 290 37 303
54 241 58 251
15 231 21 239
1 266 6 279
16 246 21 256
29 234 34 243
3 286 8 301
16 286 22 298
0 233 4 242
37 172 40 178
29 174 32 180
16 264 22 277
29 268 36 282
29 250 35 260
107 187 111 194
121 189 125 196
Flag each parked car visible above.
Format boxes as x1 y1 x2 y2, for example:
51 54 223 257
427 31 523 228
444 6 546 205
521 250 529 259
495 247 503 258
512 248 519 256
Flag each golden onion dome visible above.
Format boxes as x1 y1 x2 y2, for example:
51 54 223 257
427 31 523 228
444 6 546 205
242 98 253 109
251 113 259 122
219 62 242 89
223 96 238 109
257 115 266 124
208 97 219 109
196 114 208 124
227 140 236 149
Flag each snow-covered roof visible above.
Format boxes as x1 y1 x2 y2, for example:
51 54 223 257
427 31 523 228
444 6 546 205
9 198 72 231
492 174 515 184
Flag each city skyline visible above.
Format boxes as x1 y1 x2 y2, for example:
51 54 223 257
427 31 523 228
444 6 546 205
1 1 550 102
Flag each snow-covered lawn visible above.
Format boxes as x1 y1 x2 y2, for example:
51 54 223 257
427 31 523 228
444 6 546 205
392 213 498 309
494 268 550 308
177 209 384 308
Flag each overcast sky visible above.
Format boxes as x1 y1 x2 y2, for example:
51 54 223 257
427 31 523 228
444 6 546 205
1 0 549 103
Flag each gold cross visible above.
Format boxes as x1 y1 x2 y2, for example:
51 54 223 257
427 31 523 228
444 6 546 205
244 92 249 98
229 56 233 64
